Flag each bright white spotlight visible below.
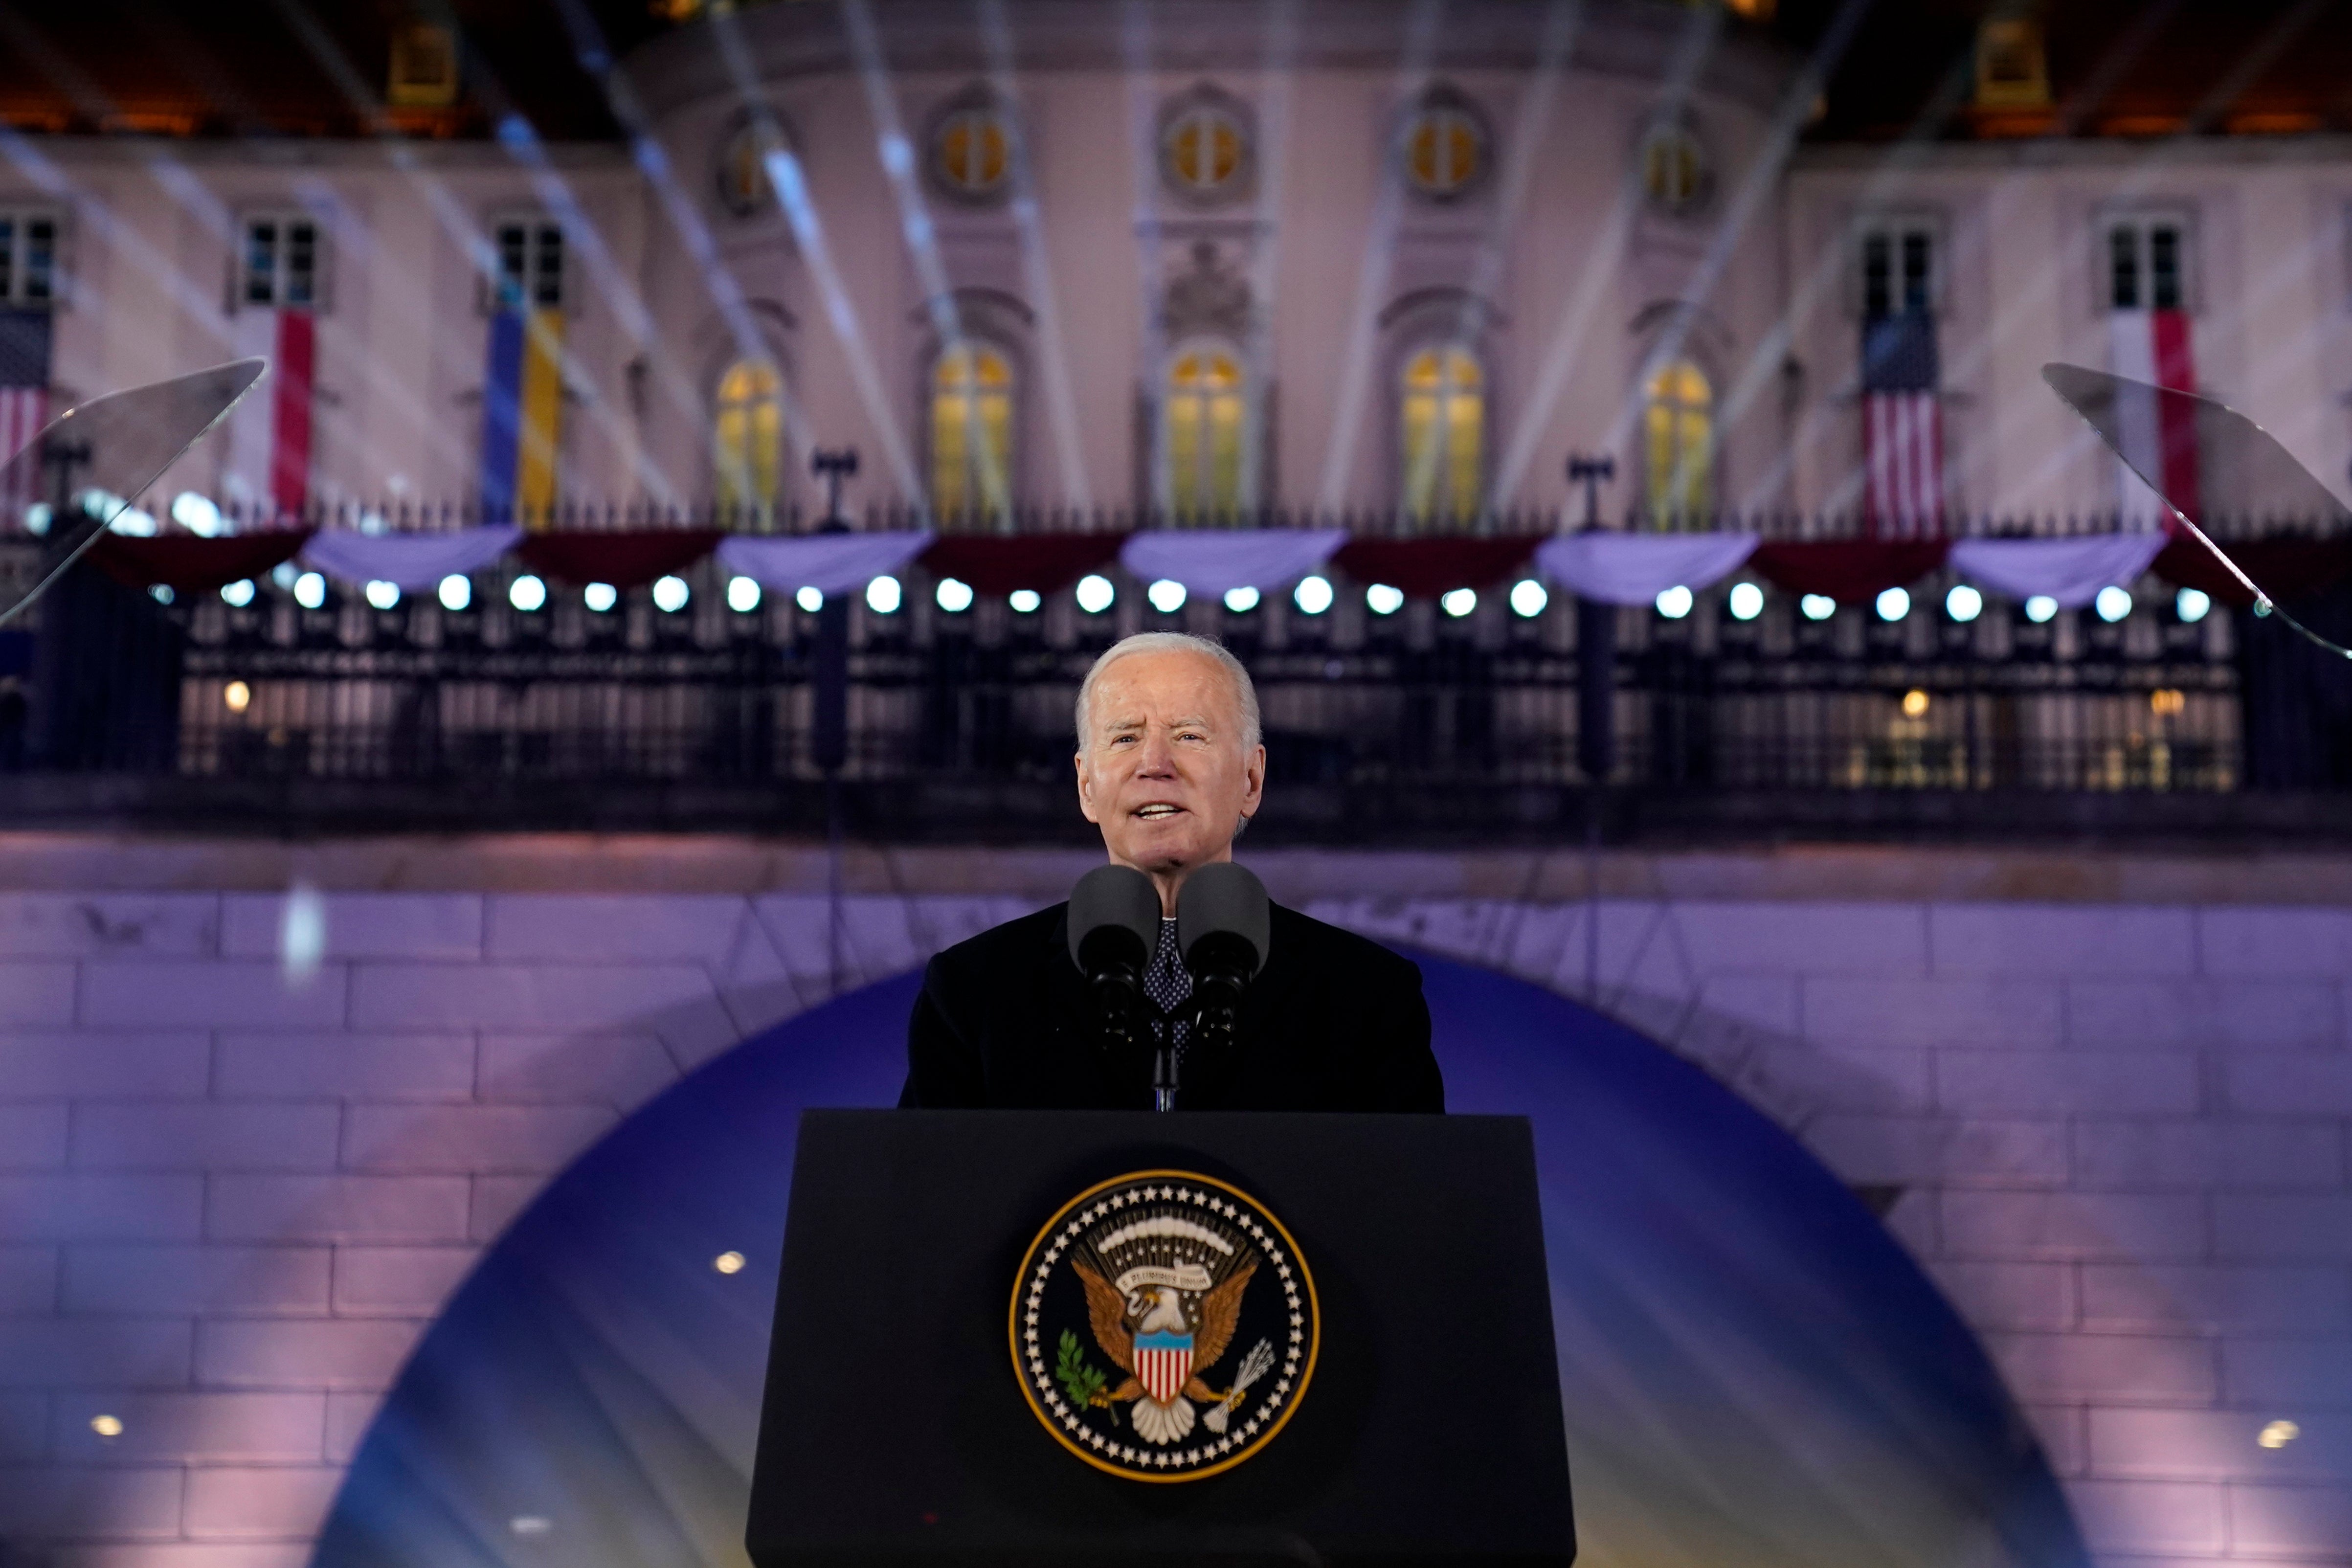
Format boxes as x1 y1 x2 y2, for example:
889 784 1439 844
1946 584 1983 623
1366 584 1405 616
727 576 762 613
937 577 975 613
2025 595 2057 624
2176 587 2211 623
794 585 823 614
437 575 471 612
584 582 619 613
1655 585 1693 620
1009 588 1043 613
866 576 902 614
1224 586 1261 613
1147 579 1187 613
148 584 174 605
1440 587 1477 618
1075 575 1115 614
1294 576 1333 615
1875 586 1910 622
653 576 691 613
509 574 547 612
364 580 399 610
171 492 223 536
220 579 255 608
1726 582 1763 621
1510 579 1548 618
2094 585 2132 623
1800 594 1836 621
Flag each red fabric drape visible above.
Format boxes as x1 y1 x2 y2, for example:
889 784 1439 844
1327 536 1544 599
515 529 724 588
1748 540 1950 605
87 530 314 592
918 533 1127 595
2152 535 2352 609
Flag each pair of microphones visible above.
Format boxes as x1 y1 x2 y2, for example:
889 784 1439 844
1067 862 1270 1112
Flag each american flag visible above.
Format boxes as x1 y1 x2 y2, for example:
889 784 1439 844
0 308 50 528
1860 308 1943 537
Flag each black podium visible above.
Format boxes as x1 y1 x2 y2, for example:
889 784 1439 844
747 1110 1574 1567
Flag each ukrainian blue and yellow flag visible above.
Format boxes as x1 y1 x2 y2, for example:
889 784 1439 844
480 306 563 524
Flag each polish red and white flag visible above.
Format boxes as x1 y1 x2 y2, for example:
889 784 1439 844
223 307 315 522
2106 309 2198 525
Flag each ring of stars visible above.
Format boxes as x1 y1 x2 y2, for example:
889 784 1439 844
1013 1172 1317 1481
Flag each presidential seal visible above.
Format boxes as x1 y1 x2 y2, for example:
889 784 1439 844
1011 1169 1317 1482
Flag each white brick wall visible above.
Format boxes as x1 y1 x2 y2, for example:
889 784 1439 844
0 865 2341 1567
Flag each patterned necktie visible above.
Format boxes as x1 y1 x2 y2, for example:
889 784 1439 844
1142 917 1193 1057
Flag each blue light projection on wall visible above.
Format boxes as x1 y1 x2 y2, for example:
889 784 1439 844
311 955 2084 1568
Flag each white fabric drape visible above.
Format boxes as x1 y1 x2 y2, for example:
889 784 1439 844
716 532 933 595
1117 530 1348 595
302 526 522 591
1949 535 2167 608
1533 533 1762 605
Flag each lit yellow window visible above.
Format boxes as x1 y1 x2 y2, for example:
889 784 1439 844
932 343 1014 518
1164 105 1244 197
1641 129 1703 211
714 358 783 513
1404 107 1483 197
1400 346 1483 521
935 109 1009 199
1643 358 1713 525
1164 347 1248 515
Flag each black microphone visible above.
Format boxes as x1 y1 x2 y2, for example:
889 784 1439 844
1066 865 1161 1077
1176 863 1270 1094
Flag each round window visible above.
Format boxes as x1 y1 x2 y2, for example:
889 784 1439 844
932 103 1011 201
1401 97 1488 199
1160 94 1251 202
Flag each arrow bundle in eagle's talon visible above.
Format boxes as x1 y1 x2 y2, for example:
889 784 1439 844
1203 1339 1276 1434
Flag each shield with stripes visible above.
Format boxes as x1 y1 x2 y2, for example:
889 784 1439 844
1134 1331 1193 1405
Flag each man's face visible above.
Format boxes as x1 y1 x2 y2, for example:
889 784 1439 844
1075 650 1266 881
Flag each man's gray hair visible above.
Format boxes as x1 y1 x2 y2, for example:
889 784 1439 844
1074 632 1263 752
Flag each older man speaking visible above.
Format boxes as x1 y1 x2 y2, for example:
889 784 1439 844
900 631 1442 1111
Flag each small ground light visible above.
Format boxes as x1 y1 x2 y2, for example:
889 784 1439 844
364 581 399 610
1366 583 1405 616
1294 575 1333 614
727 576 762 613
1075 574 1115 614
1876 586 1910 622
509 1517 553 1537
1009 588 1043 613
937 577 975 612
221 579 255 607
1147 579 1187 612
224 681 251 714
653 576 691 612
583 582 619 613
1726 582 1763 621
1800 594 1835 621
90 1414 123 1438
438 575 471 612
1510 579 1548 617
713 1250 747 1275
2024 595 2058 623
148 584 174 605
1901 689 1930 718
1440 587 1477 618
2150 688 2186 716
2176 587 2211 622
2258 1420 2300 1449
509 574 547 612
2094 584 2132 623
1655 585 1693 619
1946 584 1983 622
794 586 823 613
1224 586 1260 613
866 576 902 614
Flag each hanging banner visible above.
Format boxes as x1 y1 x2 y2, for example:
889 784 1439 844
481 308 563 523
1118 529 1346 596
1534 533 1760 606
223 308 315 520
303 526 522 592
717 532 933 596
1949 535 2167 609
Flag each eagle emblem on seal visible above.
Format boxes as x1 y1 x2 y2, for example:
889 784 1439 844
1012 1170 1317 1481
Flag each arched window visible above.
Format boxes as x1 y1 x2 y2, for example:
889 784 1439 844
1160 94 1250 203
931 342 1015 518
1643 358 1714 525
932 102 1010 202
1400 345 1483 520
1163 344 1249 516
714 358 784 513
1639 124 1707 215
1400 93 1489 200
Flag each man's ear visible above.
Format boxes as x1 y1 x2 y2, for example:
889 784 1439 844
1239 742 1266 816
1075 748 1102 825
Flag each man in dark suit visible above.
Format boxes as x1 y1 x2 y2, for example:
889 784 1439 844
901 631 1442 1112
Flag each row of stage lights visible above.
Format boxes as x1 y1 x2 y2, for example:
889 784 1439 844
191 570 2217 627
